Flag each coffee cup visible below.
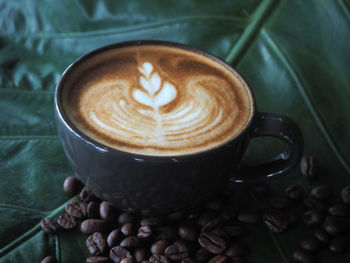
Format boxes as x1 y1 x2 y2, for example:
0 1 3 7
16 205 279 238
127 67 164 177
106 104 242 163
55 40 303 215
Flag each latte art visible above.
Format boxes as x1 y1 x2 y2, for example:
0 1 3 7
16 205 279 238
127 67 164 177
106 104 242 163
64 45 253 156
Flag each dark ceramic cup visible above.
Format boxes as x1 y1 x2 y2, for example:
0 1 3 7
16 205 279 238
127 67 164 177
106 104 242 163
55 40 303 215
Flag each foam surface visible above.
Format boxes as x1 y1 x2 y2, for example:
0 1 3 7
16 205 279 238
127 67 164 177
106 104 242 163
64 45 253 156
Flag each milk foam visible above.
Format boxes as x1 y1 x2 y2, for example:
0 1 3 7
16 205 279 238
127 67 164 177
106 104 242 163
65 45 253 156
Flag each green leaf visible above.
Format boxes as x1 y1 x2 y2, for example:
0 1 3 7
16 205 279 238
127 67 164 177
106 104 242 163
1 0 349 262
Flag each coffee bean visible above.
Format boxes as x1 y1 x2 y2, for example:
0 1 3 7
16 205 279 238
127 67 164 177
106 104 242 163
100 201 119 222
63 176 83 195
107 229 123 248
303 210 325 227
328 203 349 217
121 258 136 263
219 204 237 220
110 246 132 263
86 256 109 263
178 225 198 241
341 186 350 205
310 185 332 201
65 200 86 219
206 198 222 211
198 232 226 254
269 198 289 209
263 209 288 233
300 236 320 252
231 257 245 263
201 218 223 232
198 210 216 227
285 208 300 225
119 212 136 224
151 240 169 254
181 258 195 263
80 219 109 234
313 228 329 244
223 224 244 237
87 201 100 219
210 228 228 240
329 236 348 253
225 243 245 257
40 217 60 234
41 256 57 263
300 155 317 179
304 198 328 212
237 208 261 224
120 236 143 248
165 241 189 261
140 218 162 226
292 248 315 263
149 254 169 263
86 232 107 255
207 255 228 263
154 226 178 241
323 216 350 235
286 184 304 201
80 187 98 202
57 213 77 230
121 223 135 237
167 211 186 221
134 249 150 263
249 182 270 196
194 248 211 263
138 225 152 238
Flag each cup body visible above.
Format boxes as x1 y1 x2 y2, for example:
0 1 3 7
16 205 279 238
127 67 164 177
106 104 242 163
55 40 256 215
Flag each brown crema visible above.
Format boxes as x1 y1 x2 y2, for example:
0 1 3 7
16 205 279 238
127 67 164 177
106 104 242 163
63 45 254 156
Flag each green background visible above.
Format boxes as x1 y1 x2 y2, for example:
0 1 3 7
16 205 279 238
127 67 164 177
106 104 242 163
0 0 350 262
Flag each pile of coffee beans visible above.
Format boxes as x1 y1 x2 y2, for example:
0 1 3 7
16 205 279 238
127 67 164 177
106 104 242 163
40 155 350 263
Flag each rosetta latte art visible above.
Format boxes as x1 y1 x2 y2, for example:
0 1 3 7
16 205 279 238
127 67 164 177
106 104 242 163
77 60 247 156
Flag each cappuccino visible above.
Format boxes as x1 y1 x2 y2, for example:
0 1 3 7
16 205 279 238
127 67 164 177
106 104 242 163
62 44 254 156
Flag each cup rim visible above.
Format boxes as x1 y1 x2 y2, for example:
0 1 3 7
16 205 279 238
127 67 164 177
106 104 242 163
55 40 256 161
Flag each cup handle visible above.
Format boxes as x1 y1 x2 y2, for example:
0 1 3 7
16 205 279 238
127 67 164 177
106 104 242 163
234 112 304 183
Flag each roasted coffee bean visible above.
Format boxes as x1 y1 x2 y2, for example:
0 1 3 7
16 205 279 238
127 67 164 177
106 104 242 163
285 208 300 225
225 243 245 257
292 248 315 263
86 232 107 255
231 257 245 263
313 228 329 244
107 229 123 248
300 236 320 252
149 254 169 263
206 198 222 211
300 155 317 179
210 228 228 240
154 226 178 241
263 209 288 233
286 184 304 201
322 216 350 235
201 218 223 232
138 225 152 238
121 223 135 236
86 256 109 263
121 258 136 263
311 185 332 201
164 241 189 261
80 187 98 202
41 256 58 263
237 208 261 224
65 200 86 219
249 182 270 196
178 225 198 241
118 212 136 224
134 249 150 263
58 213 77 230
198 210 216 227
87 201 100 219
207 255 228 263
181 258 195 263
341 186 350 205
63 176 83 195
110 246 132 263
304 198 328 212
269 198 289 209
100 201 119 222
167 211 186 221
329 236 348 253
150 240 169 254
303 210 325 227
40 217 60 234
120 236 143 248
223 225 244 238
219 204 237 220
328 204 349 217
80 219 109 234
140 218 162 226
198 232 226 254
194 248 211 263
